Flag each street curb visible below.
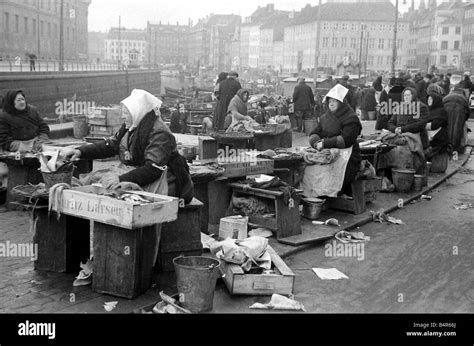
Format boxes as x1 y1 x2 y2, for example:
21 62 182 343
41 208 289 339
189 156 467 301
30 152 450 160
280 146 473 259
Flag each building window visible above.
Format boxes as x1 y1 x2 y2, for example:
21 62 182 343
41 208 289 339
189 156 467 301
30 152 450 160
40 20 44 36
440 55 447 64
15 14 19 33
322 37 329 48
454 41 459 50
442 27 449 35
386 56 391 65
455 26 461 34
351 38 357 49
47 22 51 37
378 39 384 49
24 17 28 34
323 22 329 30
352 23 357 31
332 37 338 48
368 55 373 66
369 38 375 49
4 12 9 32
333 23 338 30
342 23 347 30
380 24 386 31
341 37 347 48
377 56 383 66
397 39 403 49
32 18 36 35
441 41 448 49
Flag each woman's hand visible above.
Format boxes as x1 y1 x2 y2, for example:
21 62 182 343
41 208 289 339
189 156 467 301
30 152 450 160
425 122 432 131
395 127 402 135
60 148 82 161
315 141 324 151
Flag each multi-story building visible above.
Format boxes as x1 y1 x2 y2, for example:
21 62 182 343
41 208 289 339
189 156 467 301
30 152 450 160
409 0 465 72
282 0 409 74
462 2 474 72
259 12 290 71
0 0 90 61
147 22 189 66
88 31 107 63
239 4 284 69
189 14 241 71
104 28 147 65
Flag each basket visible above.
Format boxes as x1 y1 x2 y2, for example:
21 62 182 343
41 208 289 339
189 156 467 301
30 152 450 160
42 168 74 190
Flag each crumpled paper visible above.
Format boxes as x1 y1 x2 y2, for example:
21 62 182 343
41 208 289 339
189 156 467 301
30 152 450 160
152 292 191 314
335 230 370 243
453 203 473 210
249 294 305 311
215 236 271 272
371 208 404 224
312 268 349 280
248 228 273 238
73 259 93 286
103 301 118 312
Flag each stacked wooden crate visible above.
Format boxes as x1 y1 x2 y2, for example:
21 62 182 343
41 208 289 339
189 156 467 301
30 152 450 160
88 106 123 137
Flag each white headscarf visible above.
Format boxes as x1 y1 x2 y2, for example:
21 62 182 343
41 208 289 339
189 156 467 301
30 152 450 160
120 89 163 131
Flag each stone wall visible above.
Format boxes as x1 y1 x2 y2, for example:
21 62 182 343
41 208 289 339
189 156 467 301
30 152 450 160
0 70 161 118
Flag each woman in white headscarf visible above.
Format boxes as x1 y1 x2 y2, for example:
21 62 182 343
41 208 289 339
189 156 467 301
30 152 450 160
61 89 193 203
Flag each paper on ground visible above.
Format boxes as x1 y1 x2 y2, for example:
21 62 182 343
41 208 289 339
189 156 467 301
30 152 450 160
255 174 275 183
312 268 349 280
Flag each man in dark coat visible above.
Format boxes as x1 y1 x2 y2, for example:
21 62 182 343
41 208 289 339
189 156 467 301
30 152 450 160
377 78 405 130
292 77 315 132
0 89 50 151
424 88 449 161
339 75 357 111
443 73 451 95
414 73 427 104
213 71 242 131
443 85 470 153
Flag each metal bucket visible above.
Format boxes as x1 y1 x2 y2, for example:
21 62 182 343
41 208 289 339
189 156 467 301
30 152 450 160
73 115 89 139
173 256 221 313
413 174 423 191
41 167 74 190
391 168 415 192
302 197 325 219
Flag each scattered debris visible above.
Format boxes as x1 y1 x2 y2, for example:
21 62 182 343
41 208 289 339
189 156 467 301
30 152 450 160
248 227 273 238
420 195 432 200
73 259 93 287
312 268 349 280
312 218 340 226
201 232 217 249
371 209 404 225
453 203 473 210
154 291 191 314
103 301 118 312
249 294 305 311
335 230 370 243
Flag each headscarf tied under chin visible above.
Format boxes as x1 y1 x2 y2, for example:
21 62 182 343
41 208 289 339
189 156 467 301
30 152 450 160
120 89 163 131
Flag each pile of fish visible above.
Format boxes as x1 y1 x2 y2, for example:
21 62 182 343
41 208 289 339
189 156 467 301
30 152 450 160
99 190 152 204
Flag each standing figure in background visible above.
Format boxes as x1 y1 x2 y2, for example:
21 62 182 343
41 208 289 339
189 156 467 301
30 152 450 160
213 71 241 131
443 84 471 154
292 77 315 132
28 53 37 72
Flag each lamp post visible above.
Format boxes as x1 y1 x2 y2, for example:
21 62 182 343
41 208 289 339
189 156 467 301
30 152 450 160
358 23 365 81
59 0 64 71
391 0 399 76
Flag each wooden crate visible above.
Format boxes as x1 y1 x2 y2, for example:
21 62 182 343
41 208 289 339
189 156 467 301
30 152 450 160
216 158 274 178
220 246 295 295
88 116 123 127
92 222 157 299
89 124 122 136
158 198 204 272
52 185 179 229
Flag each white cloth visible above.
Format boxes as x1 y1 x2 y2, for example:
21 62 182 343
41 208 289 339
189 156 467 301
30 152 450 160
299 147 352 198
323 84 349 103
120 89 163 131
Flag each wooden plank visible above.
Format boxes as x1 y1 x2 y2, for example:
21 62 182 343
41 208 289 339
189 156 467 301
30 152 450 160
277 224 336 246
275 196 302 239
267 246 294 277
248 215 278 230
199 137 218 159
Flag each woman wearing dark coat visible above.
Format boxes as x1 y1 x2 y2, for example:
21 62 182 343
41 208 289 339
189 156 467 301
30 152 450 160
309 85 362 194
0 90 50 151
423 89 449 160
61 89 194 203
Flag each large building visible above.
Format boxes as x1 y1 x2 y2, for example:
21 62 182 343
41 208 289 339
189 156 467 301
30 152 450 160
88 31 107 62
147 22 189 66
189 14 241 71
282 0 409 74
409 0 464 72
259 12 290 71
104 27 147 65
462 2 474 72
0 0 90 61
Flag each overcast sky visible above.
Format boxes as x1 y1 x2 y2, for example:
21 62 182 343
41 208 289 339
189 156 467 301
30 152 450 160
88 0 431 32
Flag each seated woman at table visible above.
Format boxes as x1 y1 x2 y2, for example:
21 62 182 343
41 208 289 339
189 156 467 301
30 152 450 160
0 90 50 152
225 89 257 132
423 86 449 161
308 84 362 194
387 87 429 148
61 89 194 203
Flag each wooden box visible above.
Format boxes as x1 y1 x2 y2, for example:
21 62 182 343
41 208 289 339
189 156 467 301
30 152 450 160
217 158 274 178
89 124 122 136
92 222 157 299
88 116 123 127
220 246 295 295
52 185 179 229
158 198 204 272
